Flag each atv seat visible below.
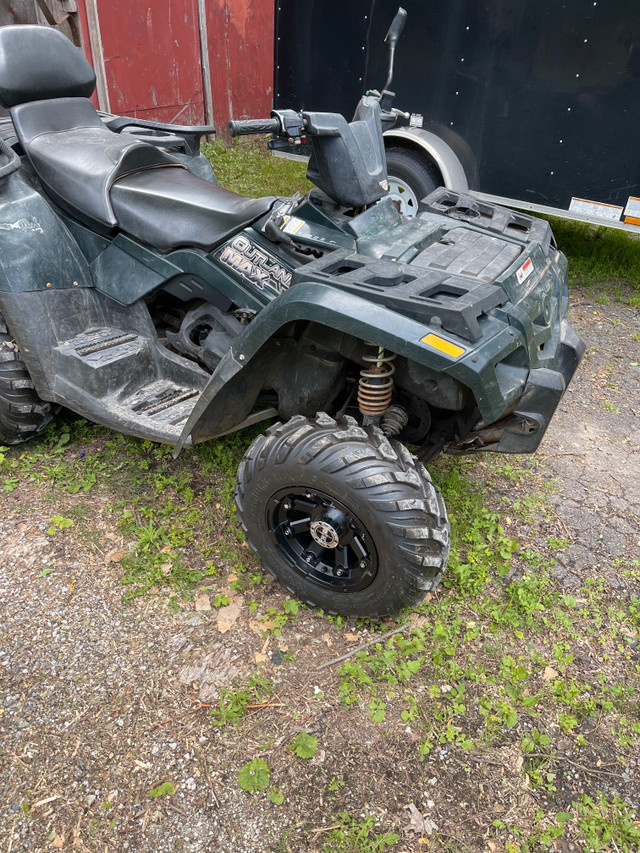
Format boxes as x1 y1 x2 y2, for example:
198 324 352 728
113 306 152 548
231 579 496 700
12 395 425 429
110 167 276 252
0 25 274 249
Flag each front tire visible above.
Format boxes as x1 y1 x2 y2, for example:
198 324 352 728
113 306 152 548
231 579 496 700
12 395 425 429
235 413 449 617
0 313 56 444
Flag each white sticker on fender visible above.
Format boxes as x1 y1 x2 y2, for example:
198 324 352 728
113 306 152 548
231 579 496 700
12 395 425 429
516 257 534 284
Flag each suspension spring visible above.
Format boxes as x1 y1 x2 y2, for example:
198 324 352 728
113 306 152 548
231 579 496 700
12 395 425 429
381 404 409 437
358 344 396 416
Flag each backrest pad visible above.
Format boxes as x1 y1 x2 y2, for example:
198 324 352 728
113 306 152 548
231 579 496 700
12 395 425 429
0 25 96 109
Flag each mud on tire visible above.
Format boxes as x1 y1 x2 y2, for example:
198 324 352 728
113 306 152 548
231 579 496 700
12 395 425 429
235 413 450 617
0 313 56 444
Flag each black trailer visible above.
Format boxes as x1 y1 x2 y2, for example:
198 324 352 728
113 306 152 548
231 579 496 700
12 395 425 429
274 0 640 232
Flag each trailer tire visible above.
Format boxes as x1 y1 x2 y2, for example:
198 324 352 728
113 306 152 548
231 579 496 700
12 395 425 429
385 147 442 216
235 413 450 617
0 313 56 445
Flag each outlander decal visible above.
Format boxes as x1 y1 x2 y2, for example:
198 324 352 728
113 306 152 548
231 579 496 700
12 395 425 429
0 217 44 234
216 234 293 296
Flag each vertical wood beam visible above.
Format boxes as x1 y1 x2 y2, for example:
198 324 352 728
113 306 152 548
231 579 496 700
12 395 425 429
197 0 215 127
82 0 110 112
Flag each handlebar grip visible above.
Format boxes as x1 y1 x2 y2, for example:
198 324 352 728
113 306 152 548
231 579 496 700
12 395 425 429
227 118 280 137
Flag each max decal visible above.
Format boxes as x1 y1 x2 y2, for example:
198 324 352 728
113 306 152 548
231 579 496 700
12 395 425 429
216 235 292 295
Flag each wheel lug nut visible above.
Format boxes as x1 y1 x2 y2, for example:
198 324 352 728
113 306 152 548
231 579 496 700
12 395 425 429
283 501 291 510
359 560 366 568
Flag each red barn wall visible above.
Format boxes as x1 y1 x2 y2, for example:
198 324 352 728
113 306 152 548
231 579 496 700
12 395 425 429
204 0 275 131
77 0 274 133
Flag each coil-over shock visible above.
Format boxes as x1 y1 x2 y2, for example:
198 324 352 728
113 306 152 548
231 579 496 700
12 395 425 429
357 343 409 435
358 344 395 422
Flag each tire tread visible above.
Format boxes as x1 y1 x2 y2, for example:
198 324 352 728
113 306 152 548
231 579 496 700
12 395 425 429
0 313 55 445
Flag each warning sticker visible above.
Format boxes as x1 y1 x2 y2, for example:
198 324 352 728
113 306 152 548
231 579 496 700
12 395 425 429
623 196 640 226
569 197 623 222
281 216 305 235
516 257 534 285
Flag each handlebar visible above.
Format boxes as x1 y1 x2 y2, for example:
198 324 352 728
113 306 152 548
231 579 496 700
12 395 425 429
227 118 281 137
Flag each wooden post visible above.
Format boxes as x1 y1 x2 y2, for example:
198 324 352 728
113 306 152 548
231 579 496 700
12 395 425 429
197 0 215 128
81 0 110 112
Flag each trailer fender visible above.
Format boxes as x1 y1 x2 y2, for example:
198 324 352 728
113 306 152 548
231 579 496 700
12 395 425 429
383 127 469 193
175 280 483 453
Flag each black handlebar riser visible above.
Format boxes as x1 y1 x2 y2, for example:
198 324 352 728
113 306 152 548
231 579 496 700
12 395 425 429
227 118 281 137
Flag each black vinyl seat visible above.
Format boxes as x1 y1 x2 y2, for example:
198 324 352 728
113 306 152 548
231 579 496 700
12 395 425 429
111 167 275 251
0 25 275 249
11 95 183 226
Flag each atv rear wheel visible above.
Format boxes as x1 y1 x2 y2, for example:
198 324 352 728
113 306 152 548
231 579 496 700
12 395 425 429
0 313 56 444
235 413 450 617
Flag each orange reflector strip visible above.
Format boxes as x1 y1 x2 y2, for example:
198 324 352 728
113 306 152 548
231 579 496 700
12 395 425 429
420 333 465 358
624 216 640 226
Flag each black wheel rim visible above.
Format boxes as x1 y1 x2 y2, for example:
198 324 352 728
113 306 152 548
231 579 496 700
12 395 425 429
266 487 378 592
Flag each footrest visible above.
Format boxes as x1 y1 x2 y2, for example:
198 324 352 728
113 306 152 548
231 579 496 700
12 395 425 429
75 331 138 357
130 383 200 417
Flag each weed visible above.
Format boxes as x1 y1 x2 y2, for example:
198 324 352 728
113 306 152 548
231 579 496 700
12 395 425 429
148 781 175 798
237 758 270 793
47 515 73 536
209 673 273 728
575 793 640 852
321 813 399 853
289 732 318 759
268 786 284 805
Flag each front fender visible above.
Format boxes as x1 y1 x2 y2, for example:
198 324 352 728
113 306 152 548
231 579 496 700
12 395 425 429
175 281 470 451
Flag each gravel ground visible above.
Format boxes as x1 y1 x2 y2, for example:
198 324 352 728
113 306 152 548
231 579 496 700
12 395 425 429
1 292 639 852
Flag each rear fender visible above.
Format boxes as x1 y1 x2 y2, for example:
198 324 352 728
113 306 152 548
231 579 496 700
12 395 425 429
0 170 92 294
176 280 469 451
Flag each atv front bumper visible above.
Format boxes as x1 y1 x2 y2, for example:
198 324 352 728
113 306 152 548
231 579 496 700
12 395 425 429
452 320 585 454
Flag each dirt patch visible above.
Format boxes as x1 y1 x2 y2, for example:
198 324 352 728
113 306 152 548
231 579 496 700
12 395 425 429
1 291 639 853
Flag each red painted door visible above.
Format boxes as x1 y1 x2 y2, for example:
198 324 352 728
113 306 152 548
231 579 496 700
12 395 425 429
77 0 275 132
90 0 206 124
204 0 275 131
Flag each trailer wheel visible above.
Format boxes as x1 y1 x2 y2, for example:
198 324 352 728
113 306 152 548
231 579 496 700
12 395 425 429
385 147 441 216
235 413 449 617
0 313 56 445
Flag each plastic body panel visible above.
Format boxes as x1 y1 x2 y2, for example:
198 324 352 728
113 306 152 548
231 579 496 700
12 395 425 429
0 169 92 293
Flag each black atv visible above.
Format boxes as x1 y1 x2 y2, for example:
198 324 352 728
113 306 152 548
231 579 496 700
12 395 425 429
0 13 584 616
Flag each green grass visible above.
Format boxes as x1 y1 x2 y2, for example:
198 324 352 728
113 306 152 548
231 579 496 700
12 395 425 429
203 139 311 198
549 217 640 297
